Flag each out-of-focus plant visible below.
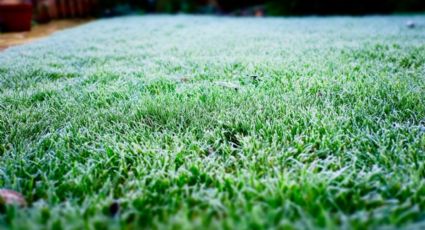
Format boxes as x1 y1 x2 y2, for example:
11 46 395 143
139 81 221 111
155 0 200 13
265 0 425 15
85 0 425 15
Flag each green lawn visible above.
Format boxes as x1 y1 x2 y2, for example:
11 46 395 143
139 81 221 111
1 15 425 229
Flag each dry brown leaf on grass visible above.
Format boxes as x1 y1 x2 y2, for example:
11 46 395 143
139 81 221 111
179 77 190 83
0 189 26 206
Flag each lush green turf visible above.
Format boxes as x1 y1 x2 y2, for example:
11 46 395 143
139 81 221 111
0 15 425 229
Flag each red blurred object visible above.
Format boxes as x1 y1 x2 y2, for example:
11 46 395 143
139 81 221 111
76 0 84 16
56 0 83 19
57 0 67 18
0 0 96 30
68 0 76 18
34 0 58 22
0 0 33 31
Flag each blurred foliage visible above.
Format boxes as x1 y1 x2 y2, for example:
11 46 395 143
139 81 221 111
96 0 425 15
265 0 425 15
155 0 198 13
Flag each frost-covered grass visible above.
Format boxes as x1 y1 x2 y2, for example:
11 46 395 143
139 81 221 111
1 15 425 229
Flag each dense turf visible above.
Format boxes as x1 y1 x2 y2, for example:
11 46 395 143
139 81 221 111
0 15 425 229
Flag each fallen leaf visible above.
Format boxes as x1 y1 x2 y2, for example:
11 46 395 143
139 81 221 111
179 77 190 83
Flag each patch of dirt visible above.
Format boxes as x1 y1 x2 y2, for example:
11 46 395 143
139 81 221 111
0 19 91 51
